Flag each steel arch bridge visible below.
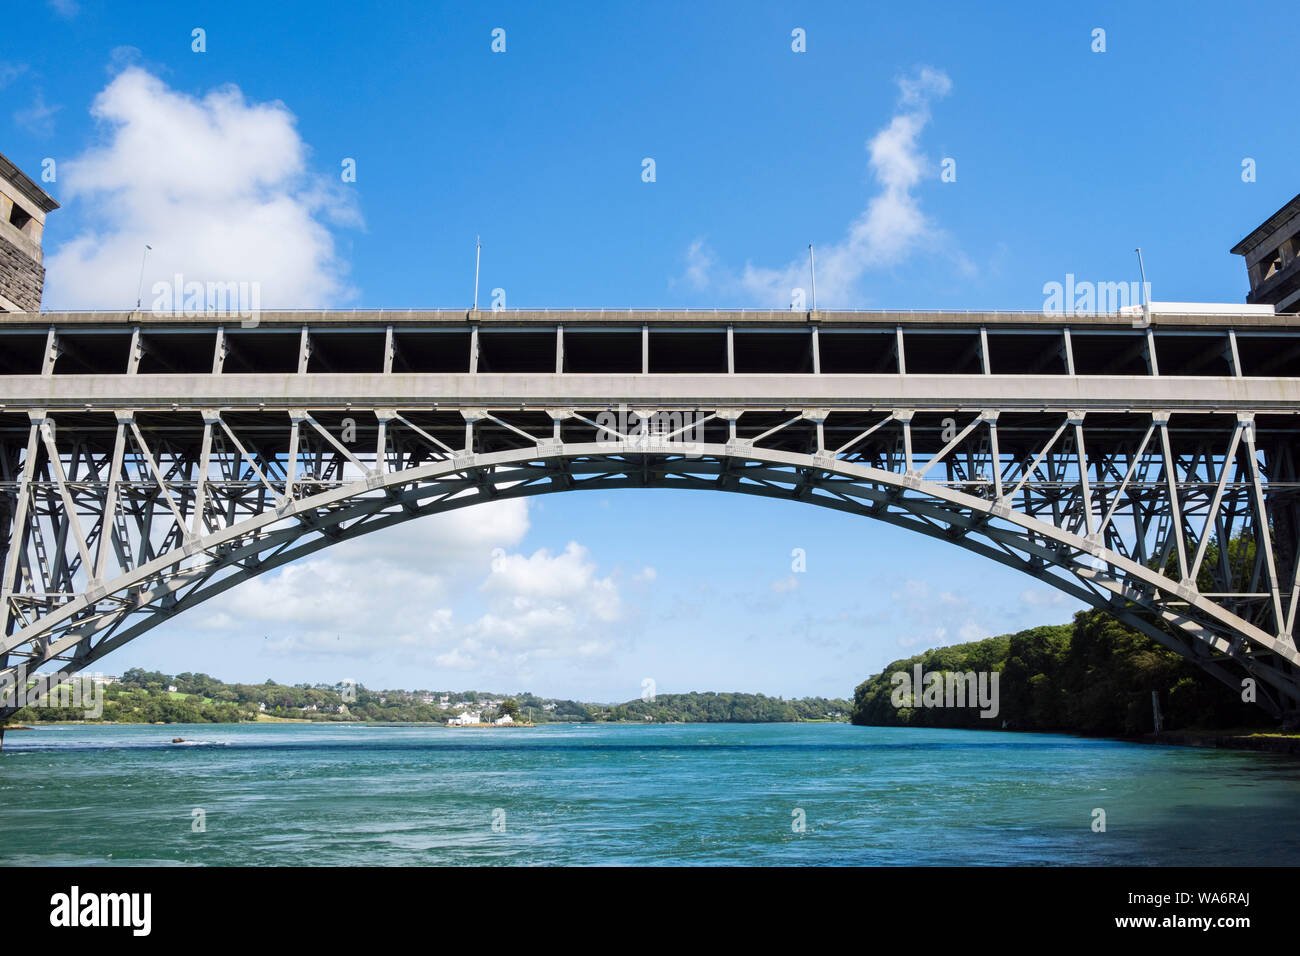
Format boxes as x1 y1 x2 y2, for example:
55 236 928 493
4 307 1300 734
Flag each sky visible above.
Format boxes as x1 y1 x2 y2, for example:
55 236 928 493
3 1 1297 701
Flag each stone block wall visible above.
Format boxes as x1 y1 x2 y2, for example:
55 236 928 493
0 230 44 312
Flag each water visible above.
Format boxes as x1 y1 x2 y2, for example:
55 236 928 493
2 722 1298 866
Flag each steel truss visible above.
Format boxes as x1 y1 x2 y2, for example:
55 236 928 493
3 402 1300 722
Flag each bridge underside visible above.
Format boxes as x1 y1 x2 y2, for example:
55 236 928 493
4 397 1300 724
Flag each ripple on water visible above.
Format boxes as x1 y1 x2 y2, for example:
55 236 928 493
3 723 1300 865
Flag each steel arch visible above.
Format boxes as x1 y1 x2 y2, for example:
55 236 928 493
3 431 1298 723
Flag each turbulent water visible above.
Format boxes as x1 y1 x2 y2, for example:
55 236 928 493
2 722 1298 866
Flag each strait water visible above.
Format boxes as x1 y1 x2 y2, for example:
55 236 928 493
1 722 1298 866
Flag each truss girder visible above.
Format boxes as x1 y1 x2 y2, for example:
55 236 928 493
3 405 1300 718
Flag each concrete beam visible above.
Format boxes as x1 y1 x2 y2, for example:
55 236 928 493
3 370 1300 412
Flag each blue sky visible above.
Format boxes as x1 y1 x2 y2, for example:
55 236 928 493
3 1 1297 700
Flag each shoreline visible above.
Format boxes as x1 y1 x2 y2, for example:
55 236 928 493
1141 729 1300 755
847 720 1300 756
10 720 1297 754
2 717 846 730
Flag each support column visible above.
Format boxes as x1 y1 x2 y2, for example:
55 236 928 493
375 411 392 478
1263 432 1300 632
982 411 1002 499
1070 411 1095 539
127 327 143 374
0 417 42 641
896 409 915 472
297 326 311 374
41 328 57 376
1154 412 1188 583
92 417 129 582
192 416 216 537
1243 415 1287 634
285 415 302 501
212 326 227 374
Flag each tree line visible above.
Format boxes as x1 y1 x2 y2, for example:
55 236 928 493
851 610 1271 736
8 669 850 726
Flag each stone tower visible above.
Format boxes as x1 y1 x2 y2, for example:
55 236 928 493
1232 191 1300 314
0 151 59 313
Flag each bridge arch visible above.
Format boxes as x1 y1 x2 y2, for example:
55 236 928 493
4 431 1298 722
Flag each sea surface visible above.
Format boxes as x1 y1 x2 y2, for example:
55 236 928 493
2 721 1298 866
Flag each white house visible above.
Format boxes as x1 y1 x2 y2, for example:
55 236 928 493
447 710 482 726
494 713 514 725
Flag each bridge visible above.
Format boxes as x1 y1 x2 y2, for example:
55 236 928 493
2 305 1300 737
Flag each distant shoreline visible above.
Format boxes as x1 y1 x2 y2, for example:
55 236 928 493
4 717 845 730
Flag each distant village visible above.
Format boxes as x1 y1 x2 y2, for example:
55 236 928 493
11 669 851 726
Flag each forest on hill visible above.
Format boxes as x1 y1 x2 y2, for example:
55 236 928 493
851 610 1271 736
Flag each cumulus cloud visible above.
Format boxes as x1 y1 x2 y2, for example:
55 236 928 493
193 501 639 680
444 541 627 667
684 66 962 308
200 500 530 649
44 66 360 310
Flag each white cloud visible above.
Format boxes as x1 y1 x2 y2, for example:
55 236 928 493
683 66 963 308
191 503 636 680
452 541 627 666
44 66 360 310
47 0 79 18
197 500 529 649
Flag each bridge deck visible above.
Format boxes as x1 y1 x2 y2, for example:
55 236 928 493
0 309 1297 389
3 308 1296 329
